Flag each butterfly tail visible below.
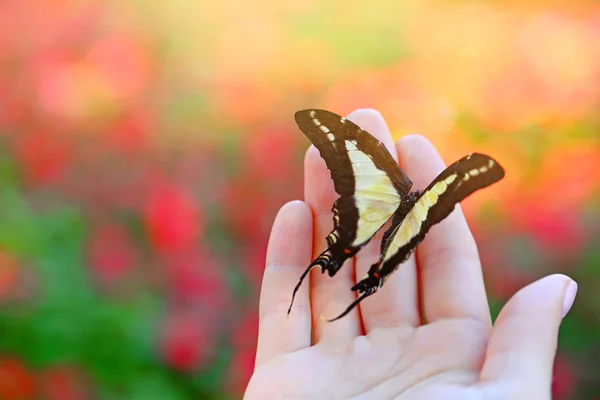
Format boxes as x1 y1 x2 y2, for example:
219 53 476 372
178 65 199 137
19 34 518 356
326 291 374 322
287 249 334 316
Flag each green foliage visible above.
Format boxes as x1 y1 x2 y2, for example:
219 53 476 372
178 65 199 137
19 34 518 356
0 152 226 398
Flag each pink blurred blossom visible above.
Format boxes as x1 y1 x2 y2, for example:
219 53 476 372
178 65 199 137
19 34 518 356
159 312 212 372
227 313 258 395
0 357 36 400
105 109 150 153
87 223 137 286
33 52 76 120
38 365 90 400
14 130 68 185
160 247 228 313
242 243 268 292
144 185 201 253
243 126 299 182
86 34 150 101
222 183 271 241
227 347 256 396
506 200 585 261
485 265 532 300
0 251 19 302
552 354 578 399
525 211 584 259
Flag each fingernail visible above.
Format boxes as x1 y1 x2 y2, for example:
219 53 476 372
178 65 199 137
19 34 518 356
562 280 578 318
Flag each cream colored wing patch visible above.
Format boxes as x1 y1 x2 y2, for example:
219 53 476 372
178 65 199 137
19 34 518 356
345 140 401 246
382 174 458 262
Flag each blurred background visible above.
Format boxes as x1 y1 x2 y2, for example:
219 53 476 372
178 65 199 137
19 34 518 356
0 0 598 398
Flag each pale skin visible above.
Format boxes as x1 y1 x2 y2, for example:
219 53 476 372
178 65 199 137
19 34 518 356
245 109 578 400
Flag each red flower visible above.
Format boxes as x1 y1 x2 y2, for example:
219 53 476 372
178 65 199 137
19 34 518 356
144 186 201 253
231 312 258 350
105 109 150 153
242 243 268 292
485 264 531 300
227 313 259 395
227 347 256 397
243 126 299 182
526 211 584 259
552 354 577 400
38 365 90 400
223 183 268 239
0 357 36 400
14 131 68 185
162 249 228 312
159 312 212 372
0 251 19 302
87 223 137 286
507 202 585 262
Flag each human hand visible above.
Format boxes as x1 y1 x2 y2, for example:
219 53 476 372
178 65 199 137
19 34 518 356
244 109 578 400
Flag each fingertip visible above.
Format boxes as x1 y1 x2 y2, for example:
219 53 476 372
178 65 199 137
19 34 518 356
346 108 385 123
267 200 313 268
304 145 336 209
562 278 578 318
278 200 312 219
272 199 311 226
396 133 429 145
524 273 577 318
509 273 574 313
480 274 576 385
270 200 311 237
395 134 446 174
395 133 432 149
304 144 321 165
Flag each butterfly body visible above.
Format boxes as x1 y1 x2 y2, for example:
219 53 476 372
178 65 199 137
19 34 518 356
288 109 505 321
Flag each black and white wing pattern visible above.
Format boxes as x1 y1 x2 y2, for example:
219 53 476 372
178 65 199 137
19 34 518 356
288 109 413 315
329 153 505 321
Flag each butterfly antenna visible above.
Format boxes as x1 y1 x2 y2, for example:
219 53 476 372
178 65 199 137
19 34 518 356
326 291 373 323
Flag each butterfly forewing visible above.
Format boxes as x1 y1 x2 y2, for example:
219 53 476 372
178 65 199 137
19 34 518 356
294 109 412 267
288 109 413 315
295 109 412 195
375 153 505 277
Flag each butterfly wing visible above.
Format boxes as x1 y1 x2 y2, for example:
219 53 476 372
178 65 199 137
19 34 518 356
288 109 412 315
376 153 504 281
329 153 505 321
296 109 412 273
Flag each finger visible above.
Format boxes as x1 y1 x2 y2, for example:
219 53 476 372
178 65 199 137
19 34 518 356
479 274 577 389
305 124 360 341
396 135 491 326
350 111 420 331
255 201 313 365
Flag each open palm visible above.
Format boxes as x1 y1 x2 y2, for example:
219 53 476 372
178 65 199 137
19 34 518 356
244 109 577 400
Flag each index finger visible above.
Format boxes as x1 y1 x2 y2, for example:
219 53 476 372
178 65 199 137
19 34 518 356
255 201 313 366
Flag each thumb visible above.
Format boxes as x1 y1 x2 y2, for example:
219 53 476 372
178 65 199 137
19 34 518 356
479 274 577 388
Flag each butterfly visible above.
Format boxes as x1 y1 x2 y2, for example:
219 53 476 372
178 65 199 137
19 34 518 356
287 109 505 321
